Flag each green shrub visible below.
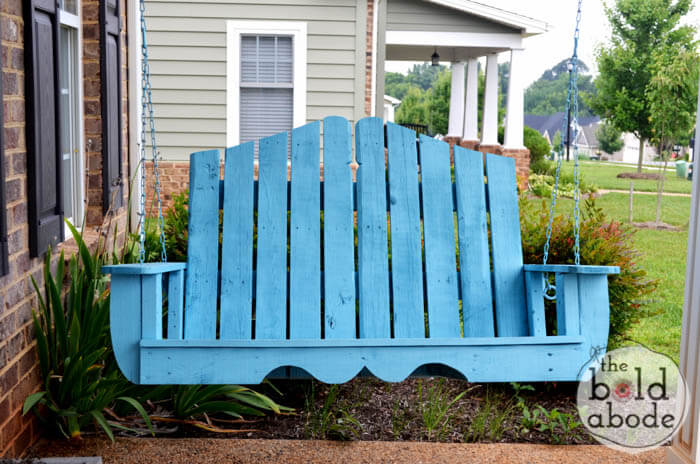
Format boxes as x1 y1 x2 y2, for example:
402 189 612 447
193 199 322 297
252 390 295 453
24 223 152 440
524 126 551 165
520 198 657 340
528 173 597 198
530 159 555 176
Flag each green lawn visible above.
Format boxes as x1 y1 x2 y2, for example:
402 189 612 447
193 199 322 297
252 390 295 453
557 161 692 194
526 192 689 363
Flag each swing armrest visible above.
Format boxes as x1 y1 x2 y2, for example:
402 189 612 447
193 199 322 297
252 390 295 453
102 262 187 275
523 264 619 275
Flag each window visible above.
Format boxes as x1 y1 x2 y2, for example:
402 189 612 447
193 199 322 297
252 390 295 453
226 21 307 150
59 0 84 229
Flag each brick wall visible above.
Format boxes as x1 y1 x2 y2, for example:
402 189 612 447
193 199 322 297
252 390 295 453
0 0 130 457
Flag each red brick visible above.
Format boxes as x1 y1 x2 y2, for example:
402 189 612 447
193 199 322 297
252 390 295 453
2 73 17 96
0 364 18 398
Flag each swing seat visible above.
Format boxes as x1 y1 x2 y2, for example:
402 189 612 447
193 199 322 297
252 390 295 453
102 117 618 385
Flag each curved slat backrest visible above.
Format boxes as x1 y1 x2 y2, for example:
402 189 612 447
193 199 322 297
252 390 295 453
184 117 529 342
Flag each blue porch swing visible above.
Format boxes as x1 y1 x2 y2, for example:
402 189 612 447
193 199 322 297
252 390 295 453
102 0 618 385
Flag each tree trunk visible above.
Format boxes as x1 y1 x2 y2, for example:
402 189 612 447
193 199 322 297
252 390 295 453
655 146 667 225
637 137 645 172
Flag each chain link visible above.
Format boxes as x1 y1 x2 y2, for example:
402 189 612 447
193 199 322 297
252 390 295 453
543 0 583 269
138 0 167 263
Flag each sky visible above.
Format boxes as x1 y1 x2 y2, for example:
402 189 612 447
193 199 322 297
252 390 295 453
385 0 700 87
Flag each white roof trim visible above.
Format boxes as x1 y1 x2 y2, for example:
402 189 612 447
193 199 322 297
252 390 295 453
423 0 550 36
384 94 401 105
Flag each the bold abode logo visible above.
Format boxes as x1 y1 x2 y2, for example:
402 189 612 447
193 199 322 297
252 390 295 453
577 344 689 453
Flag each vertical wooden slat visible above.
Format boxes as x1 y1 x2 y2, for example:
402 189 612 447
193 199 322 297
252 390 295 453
220 141 255 339
142 274 163 340
184 150 220 339
289 122 321 339
386 122 424 338
524 272 546 337
255 132 289 339
167 269 184 340
322 116 356 339
355 117 390 338
484 153 528 337
453 146 494 337
556 273 580 335
418 135 460 338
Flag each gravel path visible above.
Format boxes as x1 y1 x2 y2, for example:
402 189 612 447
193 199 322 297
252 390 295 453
598 188 691 197
34 438 665 464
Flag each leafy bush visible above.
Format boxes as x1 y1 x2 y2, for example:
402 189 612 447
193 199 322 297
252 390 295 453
530 159 555 176
520 198 657 340
24 223 152 440
528 172 597 198
524 126 551 165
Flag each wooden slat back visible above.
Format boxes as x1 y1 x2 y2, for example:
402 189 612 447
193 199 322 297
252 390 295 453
484 153 528 336
184 150 220 339
418 135 461 338
255 132 289 340
220 142 255 339
386 123 425 338
289 122 322 339
322 116 356 339
355 117 391 338
453 146 495 337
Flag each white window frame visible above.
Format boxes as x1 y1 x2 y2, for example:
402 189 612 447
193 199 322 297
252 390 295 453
58 2 85 232
226 20 307 147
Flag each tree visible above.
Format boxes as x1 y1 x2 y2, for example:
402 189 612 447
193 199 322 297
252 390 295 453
596 122 624 155
552 130 562 151
525 59 597 117
590 0 694 172
646 39 699 224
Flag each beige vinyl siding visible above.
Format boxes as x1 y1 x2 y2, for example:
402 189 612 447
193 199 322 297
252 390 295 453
145 0 364 160
387 0 516 33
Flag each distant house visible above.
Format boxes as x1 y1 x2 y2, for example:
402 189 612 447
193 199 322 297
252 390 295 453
142 0 550 203
525 112 658 162
383 95 401 122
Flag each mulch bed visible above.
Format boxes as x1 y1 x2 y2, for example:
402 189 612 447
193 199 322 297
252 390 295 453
105 378 596 445
617 172 662 180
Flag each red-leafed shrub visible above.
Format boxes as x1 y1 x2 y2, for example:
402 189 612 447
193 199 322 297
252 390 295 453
520 197 657 342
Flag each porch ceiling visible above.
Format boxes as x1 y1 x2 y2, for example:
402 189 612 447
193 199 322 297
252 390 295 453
385 44 507 61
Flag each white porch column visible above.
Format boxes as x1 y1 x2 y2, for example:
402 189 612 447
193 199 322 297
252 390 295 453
481 53 499 146
447 61 465 138
504 49 525 149
462 57 479 141
667 75 700 464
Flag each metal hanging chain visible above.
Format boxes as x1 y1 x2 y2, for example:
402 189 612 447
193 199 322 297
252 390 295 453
543 0 583 269
138 0 167 263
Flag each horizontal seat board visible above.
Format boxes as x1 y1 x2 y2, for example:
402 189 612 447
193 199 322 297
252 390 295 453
143 335 585 348
217 179 461 212
523 264 620 274
139 339 590 384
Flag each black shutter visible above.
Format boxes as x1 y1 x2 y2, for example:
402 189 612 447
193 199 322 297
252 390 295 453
24 0 63 258
100 0 123 211
0 12 8 276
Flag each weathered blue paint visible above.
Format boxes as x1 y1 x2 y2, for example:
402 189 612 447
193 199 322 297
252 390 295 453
102 116 619 385
484 153 528 337
220 142 255 339
167 269 184 340
255 132 289 340
290 122 321 339
322 116 356 339
453 146 494 337
418 135 460 338
386 123 424 338
355 117 391 339
184 150 220 339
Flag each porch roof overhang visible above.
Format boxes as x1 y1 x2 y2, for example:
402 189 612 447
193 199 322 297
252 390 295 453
385 30 522 61
423 0 550 37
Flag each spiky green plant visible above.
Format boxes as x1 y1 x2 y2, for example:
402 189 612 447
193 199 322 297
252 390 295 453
23 222 152 440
